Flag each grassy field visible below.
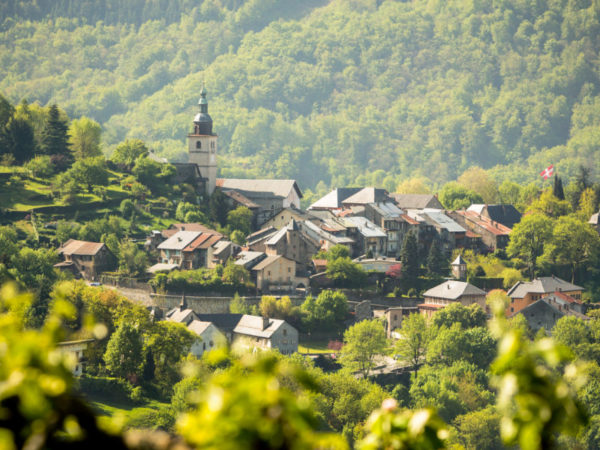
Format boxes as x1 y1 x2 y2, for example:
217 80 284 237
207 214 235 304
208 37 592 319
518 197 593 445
298 339 340 354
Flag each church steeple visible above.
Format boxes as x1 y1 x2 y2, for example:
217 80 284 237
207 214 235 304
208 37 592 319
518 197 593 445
193 84 213 135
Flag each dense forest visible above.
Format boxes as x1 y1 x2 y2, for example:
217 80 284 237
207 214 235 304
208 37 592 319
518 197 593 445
1 0 599 193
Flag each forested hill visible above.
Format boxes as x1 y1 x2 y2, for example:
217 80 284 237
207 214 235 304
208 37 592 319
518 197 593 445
1 0 599 193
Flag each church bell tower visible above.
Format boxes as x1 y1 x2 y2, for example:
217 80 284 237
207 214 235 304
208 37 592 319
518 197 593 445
188 85 217 195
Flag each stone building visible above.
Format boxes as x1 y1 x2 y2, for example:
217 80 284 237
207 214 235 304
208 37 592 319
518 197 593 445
56 240 116 281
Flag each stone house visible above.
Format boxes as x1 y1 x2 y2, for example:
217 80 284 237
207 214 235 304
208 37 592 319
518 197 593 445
261 207 320 230
419 280 487 317
382 307 419 339
467 204 522 229
157 230 230 269
56 240 116 281
308 187 363 211
216 179 303 227
251 254 297 292
507 276 584 315
590 211 600 234
233 315 298 355
338 216 387 257
511 298 589 333
450 210 512 251
188 320 227 357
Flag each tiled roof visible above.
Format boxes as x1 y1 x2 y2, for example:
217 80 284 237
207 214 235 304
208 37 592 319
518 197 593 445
507 276 583 298
510 298 589 320
233 314 287 339
421 211 466 233
216 179 302 199
196 314 243 332
222 189 260 208
467 204 522 229
342 216 387 238
251 254 283 271
308 188 363 210
342 187 391 205
58 239 106 256
187 320 213 335
163 223 221 238
456 210 512 236
390 194 443 209
158 231 202 250
423 280 486 300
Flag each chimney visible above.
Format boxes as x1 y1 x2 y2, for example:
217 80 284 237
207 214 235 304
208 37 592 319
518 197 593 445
262 316 270 330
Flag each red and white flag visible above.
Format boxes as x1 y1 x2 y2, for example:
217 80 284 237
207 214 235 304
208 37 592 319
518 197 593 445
540 164 554 180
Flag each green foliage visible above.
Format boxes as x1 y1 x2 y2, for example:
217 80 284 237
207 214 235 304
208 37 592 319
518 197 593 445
68 116 102 160
357 400 448 450
171 376 204 413
410 361 494 423
229 292 254 314
177 352 347 449
489 294 588 450
301 290 349 333
426 239 448 277
40 104 70 160
339 319 388 378
144 321 196 398
326 256 368 288
25 154 54 177
259 295 299 325
103 322 145 380
226 206 253 236
153 266 253 295
110 139 148 169
431 303 487 330
325 244 350 262
427 324 496 370
452 406 503 450
131 155 175 192
400 232 419 283
117 241 148 277
507 212 554 278
439 182 483 210
394 313 429 376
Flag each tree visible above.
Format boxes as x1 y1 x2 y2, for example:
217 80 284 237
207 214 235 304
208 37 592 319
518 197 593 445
222 261 250 285
40 104 70 159
542 215 600 282
326 256 368 288
526 189 571 218
4 117 36 163
145 321 196 397
118 241 148 277
69 157 109 191
553 175 565 200
68 116 102 159
103 322 145 380
394 313 429 376
427 324 496 370
301 290 349 333
431 303 487 330
132 155 174 192
227 206 253 236
110 139 148 169
395 177 431 194
325 244 350 262
209 188 230 226
230 292 253 314
457 166 498 204
578 187 597 221
453 406 503 450
259 295 297 323
400 232 419 282
426 238 447 276
25 155 54 177
438 182 483 210
506 213 554 278
339 319 387 378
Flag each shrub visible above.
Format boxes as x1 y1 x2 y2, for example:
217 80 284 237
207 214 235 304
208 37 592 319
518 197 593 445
25 155 54 178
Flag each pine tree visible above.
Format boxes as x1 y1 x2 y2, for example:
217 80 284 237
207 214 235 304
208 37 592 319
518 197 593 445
400 232 419 281
553 176 565 200
5 118 35 163
426 238 448 276
40 104 70 158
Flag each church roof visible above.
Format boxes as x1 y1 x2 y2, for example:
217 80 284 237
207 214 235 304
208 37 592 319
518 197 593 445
216 179 303 199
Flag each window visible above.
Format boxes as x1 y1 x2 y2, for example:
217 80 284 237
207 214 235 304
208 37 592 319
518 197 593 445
203 343 206 350
268 271 271 276
393 314 398 321
196 141 201 149
210 340 214 347
283 329 287 336
288 267 291 273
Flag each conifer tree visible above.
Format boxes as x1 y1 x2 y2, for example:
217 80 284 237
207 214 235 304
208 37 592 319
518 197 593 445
553 175 565 200
400 232 419 281
426 238 447 276
40 104 70 159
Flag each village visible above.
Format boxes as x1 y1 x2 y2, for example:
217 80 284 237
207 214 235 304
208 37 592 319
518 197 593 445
52 89 600 373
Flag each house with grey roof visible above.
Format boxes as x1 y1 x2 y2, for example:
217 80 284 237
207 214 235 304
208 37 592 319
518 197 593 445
55 239 116 281
507 276 584 315
233 315 298 355
301 219 355 253
188 320 227 357
339 216 387 257
390 194 443 210
234 251 267 270
511 297 589 333
216 178 303 226
420 280 487 317
308 188 363 211
157 230 230 269
251 254 300 292
341 187 393 206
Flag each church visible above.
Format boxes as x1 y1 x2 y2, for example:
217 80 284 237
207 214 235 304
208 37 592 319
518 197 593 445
182 87 303 226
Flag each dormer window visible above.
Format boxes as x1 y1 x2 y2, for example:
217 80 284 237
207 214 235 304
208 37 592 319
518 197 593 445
196 141 201 149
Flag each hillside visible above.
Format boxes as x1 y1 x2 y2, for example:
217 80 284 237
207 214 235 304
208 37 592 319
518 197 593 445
1 0 599 192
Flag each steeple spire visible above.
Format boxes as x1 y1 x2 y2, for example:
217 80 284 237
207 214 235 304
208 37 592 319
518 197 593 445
193 82 213 135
